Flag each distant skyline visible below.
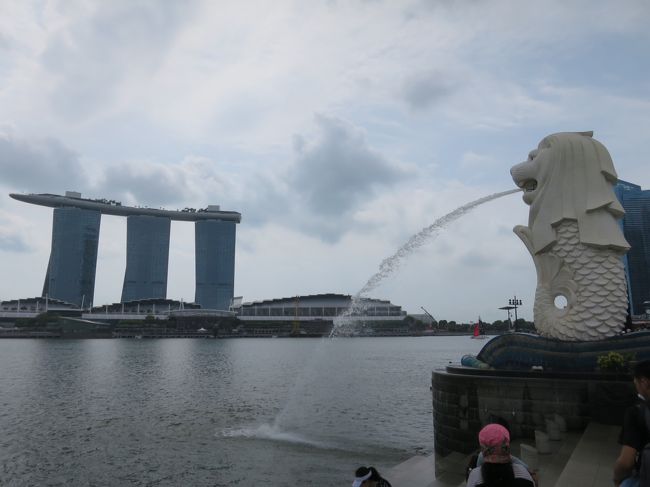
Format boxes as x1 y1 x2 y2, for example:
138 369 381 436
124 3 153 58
1 1 649 321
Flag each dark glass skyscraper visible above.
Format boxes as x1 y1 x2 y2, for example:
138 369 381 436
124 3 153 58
615 180 650 316
43 207 101 307
195 220 237 310
121 215 171 302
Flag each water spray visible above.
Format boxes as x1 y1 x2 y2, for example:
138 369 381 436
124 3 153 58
331 188 521 336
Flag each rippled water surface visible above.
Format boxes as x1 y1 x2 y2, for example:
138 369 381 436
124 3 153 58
0 337 484 486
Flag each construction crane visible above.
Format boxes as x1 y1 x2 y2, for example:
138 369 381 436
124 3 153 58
420 307 437 329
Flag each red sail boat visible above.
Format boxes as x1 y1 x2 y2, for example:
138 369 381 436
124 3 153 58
471 317 488 339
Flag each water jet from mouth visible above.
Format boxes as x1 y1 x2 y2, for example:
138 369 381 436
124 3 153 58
331 188 522 336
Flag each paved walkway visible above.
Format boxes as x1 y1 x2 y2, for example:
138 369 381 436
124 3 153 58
384 422 620 487
554 423 620 487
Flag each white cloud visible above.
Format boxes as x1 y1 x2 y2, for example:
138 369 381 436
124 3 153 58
401 70 457 112
0 132 88 192
459 151 498 172
287 115 411 240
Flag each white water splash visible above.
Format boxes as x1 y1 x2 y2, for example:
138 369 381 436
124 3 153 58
331 188 521 336
220 423 332 449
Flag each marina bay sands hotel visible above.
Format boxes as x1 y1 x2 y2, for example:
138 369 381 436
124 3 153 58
10 192 241 311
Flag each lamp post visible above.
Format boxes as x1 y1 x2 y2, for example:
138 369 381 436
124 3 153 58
509 296 522 331
509 296 522 323
498 305 515 331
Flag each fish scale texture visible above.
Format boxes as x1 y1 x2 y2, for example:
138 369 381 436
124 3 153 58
534 221 627 340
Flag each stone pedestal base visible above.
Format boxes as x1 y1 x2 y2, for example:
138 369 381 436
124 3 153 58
431 366 634 474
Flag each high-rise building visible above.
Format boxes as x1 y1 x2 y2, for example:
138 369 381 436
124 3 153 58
42 206 101 307
10 192 241 310
195 220 237 310
615 180 650 316
121 215 171 302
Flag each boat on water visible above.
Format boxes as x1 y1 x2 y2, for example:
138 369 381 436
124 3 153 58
471 321 489 339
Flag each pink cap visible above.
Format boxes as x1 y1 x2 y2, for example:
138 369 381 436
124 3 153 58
479 423 510 446
478 424 511 463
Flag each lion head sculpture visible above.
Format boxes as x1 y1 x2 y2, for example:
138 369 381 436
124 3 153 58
510 131 629 255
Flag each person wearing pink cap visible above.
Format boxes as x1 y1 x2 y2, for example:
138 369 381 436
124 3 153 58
466 424 535 487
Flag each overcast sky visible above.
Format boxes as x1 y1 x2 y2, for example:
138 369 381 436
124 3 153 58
1 0 649 321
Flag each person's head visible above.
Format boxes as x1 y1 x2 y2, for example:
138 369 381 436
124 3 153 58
478 423 511 464
634 360 650 400
352 466 381 487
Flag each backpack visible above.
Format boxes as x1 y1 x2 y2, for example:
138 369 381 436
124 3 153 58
638 404 650 487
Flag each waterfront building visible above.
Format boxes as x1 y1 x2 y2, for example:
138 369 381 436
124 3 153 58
43 206 101 307
195 220 237 311
121 215 171 302
615 180 650 316
10 192 241 310
91 298 200 316
0 297 80 323
232 293 408 336
235 293 406 320
84 299 234 337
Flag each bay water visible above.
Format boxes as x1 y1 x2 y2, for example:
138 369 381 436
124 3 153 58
0 336 485 486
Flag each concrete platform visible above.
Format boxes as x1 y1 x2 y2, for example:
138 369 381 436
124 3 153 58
384 422 620 487
384 454 436 487
554 423 620 487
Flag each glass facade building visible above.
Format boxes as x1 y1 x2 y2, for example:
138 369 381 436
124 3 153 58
12 192 241 309
42 207 101 307
121 215 171 302
615 180 650 316
195 220 237 310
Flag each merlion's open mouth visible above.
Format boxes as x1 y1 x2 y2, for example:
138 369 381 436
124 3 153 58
520 179 538 192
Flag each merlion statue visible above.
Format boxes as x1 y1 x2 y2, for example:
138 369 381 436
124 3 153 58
510 131 630 341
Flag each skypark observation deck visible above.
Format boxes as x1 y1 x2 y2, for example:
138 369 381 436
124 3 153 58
9 193 241 222
10 192 241 311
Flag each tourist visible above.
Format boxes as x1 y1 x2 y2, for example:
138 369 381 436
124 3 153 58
351 466 392 487
466 423 534 487
474 417 528 470
613 360 650 487
472 416 538 485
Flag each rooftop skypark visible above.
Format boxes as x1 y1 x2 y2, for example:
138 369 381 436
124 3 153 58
10 192 241 222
